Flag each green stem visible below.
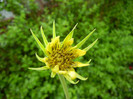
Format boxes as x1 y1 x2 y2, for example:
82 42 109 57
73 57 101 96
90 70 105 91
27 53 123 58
58 74 70 99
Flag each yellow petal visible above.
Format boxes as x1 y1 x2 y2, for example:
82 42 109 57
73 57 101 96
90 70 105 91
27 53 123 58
50 36 60 50
68 71 77 80
64 75 79 84
46 43 52 54
28 66 49 70
68 38 74 46
52 65 59 73
73 62 90 68
62 23 78 46
51 71 56 78
63 38 74 47
73 49 86 57
58 71 67 74
61 38 74 52
75 73 88 80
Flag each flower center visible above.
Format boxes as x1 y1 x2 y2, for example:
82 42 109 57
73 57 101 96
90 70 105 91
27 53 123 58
46 46 76 70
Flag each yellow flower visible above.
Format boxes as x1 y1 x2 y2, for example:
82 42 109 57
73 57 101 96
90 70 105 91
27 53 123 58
29 21 98 84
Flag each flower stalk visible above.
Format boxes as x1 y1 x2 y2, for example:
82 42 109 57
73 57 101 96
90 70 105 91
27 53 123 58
58 74 70 99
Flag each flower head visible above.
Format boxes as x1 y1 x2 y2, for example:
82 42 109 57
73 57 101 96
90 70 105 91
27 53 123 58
29 21 98 84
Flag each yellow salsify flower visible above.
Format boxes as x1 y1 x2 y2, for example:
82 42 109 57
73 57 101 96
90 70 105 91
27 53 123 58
29 21 98 84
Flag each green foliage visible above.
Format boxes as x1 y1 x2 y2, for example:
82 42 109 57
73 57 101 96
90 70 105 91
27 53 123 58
0 0 133 99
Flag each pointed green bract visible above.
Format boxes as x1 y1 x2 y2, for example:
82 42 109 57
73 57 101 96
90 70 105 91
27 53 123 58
84 39 98 51
35 53 45 63
41 26 48 46
53 21 56 39
64 75 79 84
29 66 49 70
76 73 88 80
30 29 47 55
62 23 78 46
75 29 96 48
86 59 92 64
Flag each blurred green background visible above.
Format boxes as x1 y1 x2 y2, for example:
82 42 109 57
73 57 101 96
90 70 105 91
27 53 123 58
0 0 133 99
